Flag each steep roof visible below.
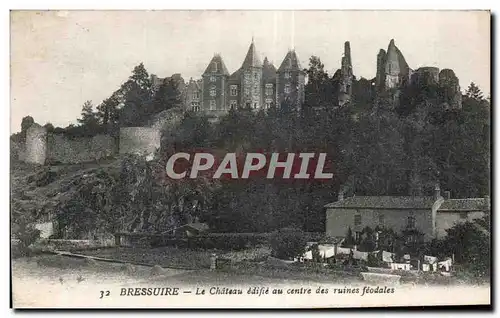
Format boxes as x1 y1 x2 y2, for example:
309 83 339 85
241 41 262 69
438 198 490 212
229 68 243 82
278 50 303 72
325 196 436 210
203 54 230 76
262 57 277 81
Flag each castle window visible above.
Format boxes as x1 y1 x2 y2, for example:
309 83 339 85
209 100 216 110
354 214 361 226
192 91 200 100
210 76 216 82
284 84 291 94
230 100 237 110
407 213 416 229
265 99 273 109
253 84 259 95
210 86 216 97
191 101 200 112
284 71 291 79
230 85 238 96
265 84 273 96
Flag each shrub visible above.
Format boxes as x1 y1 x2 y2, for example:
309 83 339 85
270 227 307 260
12 222 40 257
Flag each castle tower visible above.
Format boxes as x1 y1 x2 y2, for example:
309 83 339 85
338 41 354 106
202 54 230 114
262 57 277 109
383 39 411 89
240 39 263 110
276 49 306 113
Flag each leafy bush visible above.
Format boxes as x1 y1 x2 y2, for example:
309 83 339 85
270 227 307 260
12 222 41 257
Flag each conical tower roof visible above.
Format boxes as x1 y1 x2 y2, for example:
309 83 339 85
278 50 302 72
203 54 230 76
241 40 262 69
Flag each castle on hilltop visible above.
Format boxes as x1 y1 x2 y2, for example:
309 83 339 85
149 38 463 117
152 39 307 116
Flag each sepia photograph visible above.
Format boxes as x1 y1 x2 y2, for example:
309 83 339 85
9 9 491 308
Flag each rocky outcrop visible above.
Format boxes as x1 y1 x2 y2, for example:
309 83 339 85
438 69 462 110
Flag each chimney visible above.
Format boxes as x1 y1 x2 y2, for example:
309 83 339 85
433 183 441 201
444 191 451 200
338 192 344 201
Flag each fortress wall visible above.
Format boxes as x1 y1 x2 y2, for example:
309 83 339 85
119 127 161 156
25 125 48 165
47 133 115 164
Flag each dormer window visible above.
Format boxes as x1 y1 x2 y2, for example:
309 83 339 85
212 62 218 73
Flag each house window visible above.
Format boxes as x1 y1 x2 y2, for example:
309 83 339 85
378 213 385 226
460 212 468 219
210 76 216 82
265 99 273 109
209 100 216 110
407 213 416 229
284 84 291 94
230 100 237 110
244 87 250 96
191 101 200 112
210 86 216 97
230 85 238 96
253 102 259 109
265 84 273 96
192 91 200 99
284 71 291 79
354 214 361 226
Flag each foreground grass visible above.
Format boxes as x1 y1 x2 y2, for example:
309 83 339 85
79 246 214 269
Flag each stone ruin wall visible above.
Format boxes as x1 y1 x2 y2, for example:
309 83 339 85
24 124 48 165
21 125 117 165
46 133 116 164
119 127 161 157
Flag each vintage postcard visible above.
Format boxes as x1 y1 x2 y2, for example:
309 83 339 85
10 10 491 308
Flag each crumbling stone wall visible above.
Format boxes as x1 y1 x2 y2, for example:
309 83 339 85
46 133 116 164
25 124 47 165
119 127 161 157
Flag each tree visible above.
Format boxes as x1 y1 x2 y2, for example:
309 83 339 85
97 93 121 128
77 100 99 128
342 227 355 247
152 77 183 114
465 82 484 101
119 63 154 127
304 56 333 110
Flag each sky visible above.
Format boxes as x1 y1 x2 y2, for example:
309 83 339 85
10 10 490 133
